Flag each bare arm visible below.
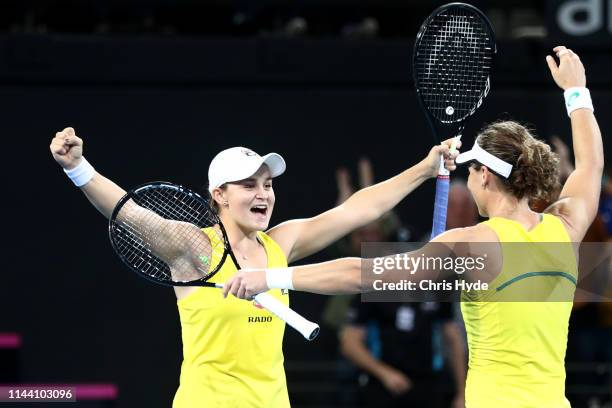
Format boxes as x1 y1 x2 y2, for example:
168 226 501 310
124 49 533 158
442 321 467 407
544 47 604 241
82 180 210 278
81 173 127 219
340 325 411 395
223 225 503 299
50 127 129 219
268 141 459 263
50 127 211 288
117 202 212 282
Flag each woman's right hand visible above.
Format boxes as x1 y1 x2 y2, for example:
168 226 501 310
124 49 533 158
50 127 83 170
422 137 461 178
378 366 412 395
545 46 586 90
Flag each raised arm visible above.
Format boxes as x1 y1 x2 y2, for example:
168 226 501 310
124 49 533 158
50 127 125 218
50 127 211 286
268 141 459 263
544 47 604 241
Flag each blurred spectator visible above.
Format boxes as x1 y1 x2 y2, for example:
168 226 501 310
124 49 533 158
446 180 480 230
419 179 479 241
323 159 467 407
598 166 612 237
320 158 408 406
551 135 574 181
340 299 466 408
322 158 406 330
341 17 379 39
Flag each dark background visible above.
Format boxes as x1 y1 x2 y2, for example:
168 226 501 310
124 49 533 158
1 0 611 407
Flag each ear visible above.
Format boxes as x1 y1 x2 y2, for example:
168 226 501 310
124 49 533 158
481 166 492 188
212 188 226 206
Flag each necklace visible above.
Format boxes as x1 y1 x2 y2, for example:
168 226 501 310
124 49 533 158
236 238 262 261
233 249 248 261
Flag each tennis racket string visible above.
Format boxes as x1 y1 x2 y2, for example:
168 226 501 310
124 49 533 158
110 185 226 283
415 8 494 123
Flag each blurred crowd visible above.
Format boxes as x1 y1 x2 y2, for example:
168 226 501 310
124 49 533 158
3 1 545 40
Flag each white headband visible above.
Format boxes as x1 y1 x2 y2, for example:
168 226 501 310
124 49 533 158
455 141 513 178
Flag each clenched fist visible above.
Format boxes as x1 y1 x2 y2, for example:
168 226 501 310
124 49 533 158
49 127 83 170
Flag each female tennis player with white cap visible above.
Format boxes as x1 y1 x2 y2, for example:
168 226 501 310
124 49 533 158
50 129 457 407
225 46 603 407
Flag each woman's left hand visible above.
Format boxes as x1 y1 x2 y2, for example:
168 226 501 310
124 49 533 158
223 269 268 299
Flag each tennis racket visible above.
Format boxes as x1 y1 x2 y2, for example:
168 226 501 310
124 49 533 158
108 181 320 341
413 2 496 238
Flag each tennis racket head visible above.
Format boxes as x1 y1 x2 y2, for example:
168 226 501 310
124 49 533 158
109 181 229 287
413 2 496 127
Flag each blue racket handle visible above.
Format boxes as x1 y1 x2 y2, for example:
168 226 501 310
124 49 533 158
430 136 461 239
431 174 450 239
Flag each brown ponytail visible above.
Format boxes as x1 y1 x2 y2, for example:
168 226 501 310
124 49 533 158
476 121 561 203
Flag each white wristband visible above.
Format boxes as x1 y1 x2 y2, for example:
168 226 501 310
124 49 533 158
564 87 594 117
64 157 95 187
266 267 294 290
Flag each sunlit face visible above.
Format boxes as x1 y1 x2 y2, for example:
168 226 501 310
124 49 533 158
217 165 275 232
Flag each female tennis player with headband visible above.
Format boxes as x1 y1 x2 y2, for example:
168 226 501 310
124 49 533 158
225 46 603 407
50 130 457 406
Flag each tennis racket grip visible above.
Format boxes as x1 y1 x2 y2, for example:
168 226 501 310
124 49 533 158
431 175 450 239
254 292 320 341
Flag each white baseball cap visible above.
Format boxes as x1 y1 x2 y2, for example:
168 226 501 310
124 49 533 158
208 147 286 193
455 140 513 179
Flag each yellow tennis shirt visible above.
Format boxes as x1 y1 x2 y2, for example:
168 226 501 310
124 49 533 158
173 230 290 408
461 214 577 408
